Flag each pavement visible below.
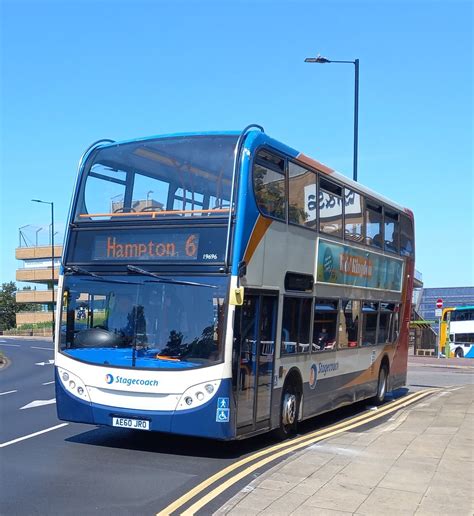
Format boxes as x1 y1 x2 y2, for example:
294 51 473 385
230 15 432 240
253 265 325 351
408 355 474 369
216 376 474 515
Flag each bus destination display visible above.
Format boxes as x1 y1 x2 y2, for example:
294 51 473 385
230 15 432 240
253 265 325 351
68 227 226 263
97 233 199 261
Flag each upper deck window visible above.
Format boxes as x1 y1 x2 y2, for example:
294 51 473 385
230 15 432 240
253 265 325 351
366 203 383 249
319 178 343 237
400 214 415 257
288 162 317 228
253 150 286 221
344 189 364 243
384 210 399 253
75 135 238 222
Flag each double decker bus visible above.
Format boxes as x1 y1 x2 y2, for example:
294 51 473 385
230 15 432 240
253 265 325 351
440 307 474 358
55 126 415 440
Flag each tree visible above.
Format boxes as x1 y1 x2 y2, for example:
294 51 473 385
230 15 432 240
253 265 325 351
0 282 35 331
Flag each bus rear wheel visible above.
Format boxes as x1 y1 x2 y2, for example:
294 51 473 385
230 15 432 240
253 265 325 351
455 347 464 358
275 380 300 439
373 365 388 405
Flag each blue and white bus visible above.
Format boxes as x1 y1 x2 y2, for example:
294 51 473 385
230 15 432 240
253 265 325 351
55 126 415 440
447 308 474 358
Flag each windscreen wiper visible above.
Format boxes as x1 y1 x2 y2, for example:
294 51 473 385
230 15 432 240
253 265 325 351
66 266 132 284
67 266 101 278
127 265 216 288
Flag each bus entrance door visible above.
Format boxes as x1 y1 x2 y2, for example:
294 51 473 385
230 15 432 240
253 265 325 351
234 292 278 434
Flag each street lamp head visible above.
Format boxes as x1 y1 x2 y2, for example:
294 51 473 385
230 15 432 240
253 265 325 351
32 199 53 205
304 55 331 64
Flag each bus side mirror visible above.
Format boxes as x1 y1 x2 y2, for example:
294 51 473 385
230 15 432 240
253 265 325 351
230 287 244 306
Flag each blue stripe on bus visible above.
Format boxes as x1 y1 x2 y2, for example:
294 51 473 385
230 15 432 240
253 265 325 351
231 131 300 274
63 348 199 369
465 346 474 358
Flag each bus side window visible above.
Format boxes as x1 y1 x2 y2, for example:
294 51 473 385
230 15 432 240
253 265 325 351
313 299 338 352
384 210 399 253
281 297 311 354
344 189 364 243
339 300 361 348
390 305 400 342
288 162 317 228
319 178 343 238
400 214 414 257
366 203 383 249
253 151 287 222
378 303 395 344
361 302 378 346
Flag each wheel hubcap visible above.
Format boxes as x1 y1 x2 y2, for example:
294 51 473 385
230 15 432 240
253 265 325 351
379 371 387 400
282 393 297 426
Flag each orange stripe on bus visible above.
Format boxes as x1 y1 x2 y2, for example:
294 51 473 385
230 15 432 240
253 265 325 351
243 216 273 264
296 153 335 175
341 345 395 389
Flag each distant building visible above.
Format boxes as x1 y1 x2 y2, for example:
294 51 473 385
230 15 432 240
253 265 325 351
15 245 62 327
416 286 474 322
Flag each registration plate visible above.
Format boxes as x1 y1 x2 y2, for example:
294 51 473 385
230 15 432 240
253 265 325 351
112 417 150 430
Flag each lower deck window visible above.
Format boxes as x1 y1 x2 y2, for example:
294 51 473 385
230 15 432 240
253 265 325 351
378 303 396 344
281 297 312 354
362 302 379 346
313 299 338 352
340 300 361 348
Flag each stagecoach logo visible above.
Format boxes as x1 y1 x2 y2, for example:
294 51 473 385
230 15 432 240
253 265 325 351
318 361 339 376
309 364 318 390
104 373 159 387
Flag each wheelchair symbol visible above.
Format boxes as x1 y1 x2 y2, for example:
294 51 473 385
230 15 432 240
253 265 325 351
216 408 230 422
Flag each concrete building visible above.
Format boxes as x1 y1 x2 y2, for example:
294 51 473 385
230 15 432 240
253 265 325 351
416 286 474 322
15 244 62 327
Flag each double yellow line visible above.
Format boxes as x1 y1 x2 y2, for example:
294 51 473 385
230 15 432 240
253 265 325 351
157 388 437 516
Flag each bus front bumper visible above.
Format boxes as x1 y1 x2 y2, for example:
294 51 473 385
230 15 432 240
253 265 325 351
55 369 236 440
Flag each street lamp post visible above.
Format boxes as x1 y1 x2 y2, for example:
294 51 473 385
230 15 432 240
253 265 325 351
304 54 360 182
32 199 55 336
35 227 43 246
146 190 154 207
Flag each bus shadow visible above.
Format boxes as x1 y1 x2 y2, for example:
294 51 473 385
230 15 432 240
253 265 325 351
65 387 411 459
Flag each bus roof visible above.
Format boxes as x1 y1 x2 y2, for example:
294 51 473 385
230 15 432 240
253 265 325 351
444 306 474 311
95 129 412 216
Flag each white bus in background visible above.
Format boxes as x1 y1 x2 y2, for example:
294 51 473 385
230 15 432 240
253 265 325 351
449 319 474 358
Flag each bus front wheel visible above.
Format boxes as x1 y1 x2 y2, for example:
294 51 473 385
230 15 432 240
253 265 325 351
455 347 464 358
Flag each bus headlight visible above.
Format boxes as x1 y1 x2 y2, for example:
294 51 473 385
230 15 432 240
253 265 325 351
58 367 91 402
176 380 221 411
205 384 214 394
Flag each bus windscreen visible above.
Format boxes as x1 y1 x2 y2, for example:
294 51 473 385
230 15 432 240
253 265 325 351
74 134 238 221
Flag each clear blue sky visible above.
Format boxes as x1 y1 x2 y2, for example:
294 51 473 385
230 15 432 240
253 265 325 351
1 0 472 288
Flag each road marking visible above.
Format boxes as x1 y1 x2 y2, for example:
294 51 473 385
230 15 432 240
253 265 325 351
0 390 18 396
0 423 69 448
31 346 54 351
0 343 20 347
182 389 437 516
42 381 55 385
35 359 55 366
20 398 56 410
157 389 437 516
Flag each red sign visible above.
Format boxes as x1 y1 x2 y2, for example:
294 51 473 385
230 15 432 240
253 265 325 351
436 298 443 309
